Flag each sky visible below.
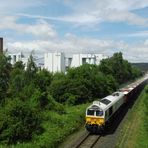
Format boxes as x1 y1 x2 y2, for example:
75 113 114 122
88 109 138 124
1 0 148 62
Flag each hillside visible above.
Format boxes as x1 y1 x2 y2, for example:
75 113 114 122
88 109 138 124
132 63 148 72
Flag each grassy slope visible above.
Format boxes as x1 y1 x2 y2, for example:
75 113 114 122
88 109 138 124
116 86 148 148
0 104 89 148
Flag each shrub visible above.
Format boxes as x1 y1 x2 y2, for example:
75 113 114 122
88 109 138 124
145 85 148 94
0 98 43 144
47 95 65 114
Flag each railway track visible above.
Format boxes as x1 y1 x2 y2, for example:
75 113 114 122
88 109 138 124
74 133 101 148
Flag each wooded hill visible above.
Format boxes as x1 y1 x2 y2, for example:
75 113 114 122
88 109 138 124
132 63 148 72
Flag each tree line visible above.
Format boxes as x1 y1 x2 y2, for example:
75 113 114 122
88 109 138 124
0 52 142 144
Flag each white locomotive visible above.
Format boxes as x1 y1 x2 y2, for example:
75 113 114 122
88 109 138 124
85 75 148 133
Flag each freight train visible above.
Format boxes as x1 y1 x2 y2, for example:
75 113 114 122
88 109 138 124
85 75 148 133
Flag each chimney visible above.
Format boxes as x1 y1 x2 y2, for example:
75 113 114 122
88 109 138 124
0 37 3 53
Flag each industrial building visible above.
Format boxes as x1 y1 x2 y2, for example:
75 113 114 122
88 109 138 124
44 52 65 73
8 52 44 70
7 50 107 73
8 52 28 68
44 52 108 73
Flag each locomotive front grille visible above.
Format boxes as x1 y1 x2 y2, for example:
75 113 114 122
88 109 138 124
86 116 105 126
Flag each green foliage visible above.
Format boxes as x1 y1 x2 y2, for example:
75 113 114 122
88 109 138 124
33 104 88 148
145 85 148 93
99 52 142 84
47 94 65 114
9 68 25 96
0 98 42 144
0 54 12 101
13 61 25 70
50 64 118 105
25 55 37 84
34 69 53 92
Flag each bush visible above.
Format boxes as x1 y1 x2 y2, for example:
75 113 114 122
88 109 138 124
47 95 65 114
145 85 148 94
0 98 43 144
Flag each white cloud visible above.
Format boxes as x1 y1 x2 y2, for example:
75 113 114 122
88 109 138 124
0 0 147 27
60 0 148 26
0 0 43 13
0 16 57 39
6 33 148 62
125 31 148 37
15 0 148 27
144 39 148 45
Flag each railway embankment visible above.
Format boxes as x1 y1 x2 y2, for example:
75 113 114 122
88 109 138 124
116 85 148 148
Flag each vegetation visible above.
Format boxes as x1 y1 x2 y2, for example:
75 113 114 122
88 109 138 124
0 52 142 147
132 63 148 72
116 85 148 148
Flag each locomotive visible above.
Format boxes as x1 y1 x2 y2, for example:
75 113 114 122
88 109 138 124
85 75 148 133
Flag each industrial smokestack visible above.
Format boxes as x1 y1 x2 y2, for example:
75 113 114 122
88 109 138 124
0 37 3 53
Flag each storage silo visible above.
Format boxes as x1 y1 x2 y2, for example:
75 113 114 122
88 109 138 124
0 37 3 53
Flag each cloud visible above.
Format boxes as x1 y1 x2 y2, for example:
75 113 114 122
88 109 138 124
0 0 43 13
0 0 147 28
59 0 148 26
6 33 148 62
0 16 57 39
125 31 148 37
14 0 148 28
6 35 121 54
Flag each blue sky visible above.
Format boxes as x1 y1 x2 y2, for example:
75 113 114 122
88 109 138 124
0 0 148 62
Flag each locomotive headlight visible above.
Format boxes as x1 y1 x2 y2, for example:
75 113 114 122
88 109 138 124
86 117 91 122
99 118 105 124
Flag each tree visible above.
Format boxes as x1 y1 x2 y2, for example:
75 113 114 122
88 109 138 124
13 61 25 70
9 68 25 96
0 54 12 102
99 52 141 84
0 98 42 144
49 64 117 105
25 55 37 84
34 69 53 92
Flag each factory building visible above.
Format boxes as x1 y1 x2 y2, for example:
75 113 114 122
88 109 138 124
44 52 108 73
44 52 65 73
8 52 44 70
8 52 28 68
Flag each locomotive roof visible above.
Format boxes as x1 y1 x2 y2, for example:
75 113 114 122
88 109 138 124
88 91 124 111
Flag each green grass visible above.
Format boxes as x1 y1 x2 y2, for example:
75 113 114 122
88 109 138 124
116 85 148 148
0 104 89 148
134 86 148 148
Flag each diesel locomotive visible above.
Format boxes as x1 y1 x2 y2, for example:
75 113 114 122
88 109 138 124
85 75 148 133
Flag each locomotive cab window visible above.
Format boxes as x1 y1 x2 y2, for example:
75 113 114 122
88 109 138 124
112 92 120 96
96 110 103 116
87 109 95 116
100 99 111 105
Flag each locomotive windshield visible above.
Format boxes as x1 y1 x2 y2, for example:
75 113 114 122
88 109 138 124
96 110 103 116
87 109 95 116
87 109 103 116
